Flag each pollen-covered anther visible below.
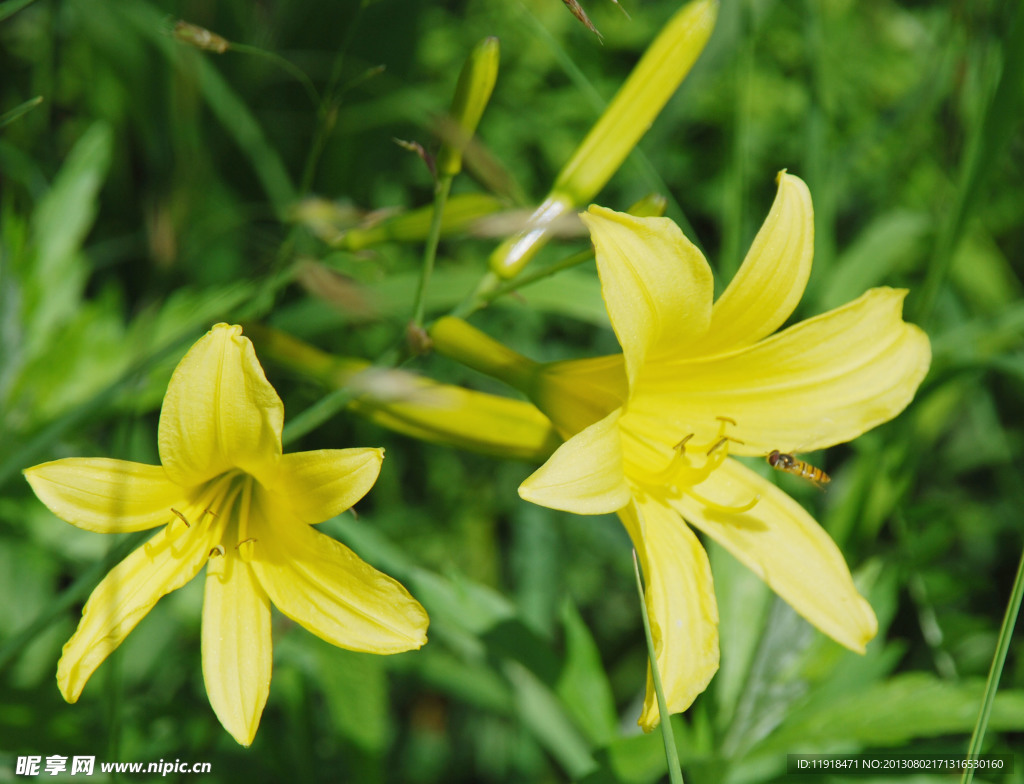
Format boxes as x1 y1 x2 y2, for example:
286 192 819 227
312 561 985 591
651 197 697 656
673 433 694 450
705 434 744 456
652 416 759 513
170 508 191 528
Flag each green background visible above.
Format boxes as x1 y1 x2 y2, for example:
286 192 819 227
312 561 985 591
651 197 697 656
1 0 1023 781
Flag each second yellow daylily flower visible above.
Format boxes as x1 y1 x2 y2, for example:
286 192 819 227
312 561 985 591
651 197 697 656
24 324 428 746
433 171 930 729
526 172 930 727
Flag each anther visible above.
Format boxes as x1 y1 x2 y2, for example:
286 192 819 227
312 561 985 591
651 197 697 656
235 538 258 549
706 435 745 456
209 544 226 558
170 508 191 528
674 433 695 451
716 415 737 426
706 437 726 455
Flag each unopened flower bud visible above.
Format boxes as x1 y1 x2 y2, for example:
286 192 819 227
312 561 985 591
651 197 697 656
436 37 500 178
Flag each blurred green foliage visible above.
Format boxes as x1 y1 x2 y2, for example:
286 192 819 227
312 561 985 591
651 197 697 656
1 0 1023 782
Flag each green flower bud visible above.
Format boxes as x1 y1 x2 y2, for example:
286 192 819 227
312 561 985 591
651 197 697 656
436 37 500 178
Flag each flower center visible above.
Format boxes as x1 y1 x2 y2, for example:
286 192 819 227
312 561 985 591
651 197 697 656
165 471 260 562
643 416 759 514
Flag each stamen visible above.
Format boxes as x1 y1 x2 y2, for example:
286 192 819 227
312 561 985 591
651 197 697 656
706 435 745 456
235 537 258 549
170 508 191 528
655 416 745 494
674 433 694 451
209 544 226 558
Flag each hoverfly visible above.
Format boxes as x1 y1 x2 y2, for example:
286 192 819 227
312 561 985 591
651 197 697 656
766 450 831 489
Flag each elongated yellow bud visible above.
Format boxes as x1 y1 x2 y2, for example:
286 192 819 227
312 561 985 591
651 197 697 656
292 193 505 250
247 323 560 462
430 316 542 394
437 37 501 178
173 21 229 53
489 0 716 278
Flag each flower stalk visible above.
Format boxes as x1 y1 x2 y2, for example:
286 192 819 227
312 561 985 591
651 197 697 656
23 324 429 746
413 37 500 329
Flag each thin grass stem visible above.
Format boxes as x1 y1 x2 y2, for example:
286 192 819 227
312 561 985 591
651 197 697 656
633 550 685 784
412 175 453 328
960 544 1024 784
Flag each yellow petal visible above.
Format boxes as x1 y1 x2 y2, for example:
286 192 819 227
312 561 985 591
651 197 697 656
581 207 713 386
701 172 814 355
518 409 630 514
58 524 217 702
673 458 877 652
619 497 719 731
535 354 628 438
250 514 428 654
264 448 383 525
24 458 182 533
202 551 272 747
630 288 931 454
159 324 284 487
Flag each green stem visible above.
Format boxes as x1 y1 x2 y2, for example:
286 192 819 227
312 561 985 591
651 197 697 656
297 0 370 197
450 271 502 319
916 3 1024 326
260 2 369 311
0 95 43 129
450 246 595 320
413 175 453 328
229 43 320 108
633 551 685 784
960 544 1024 784
494 247 594 297
282 387 356 445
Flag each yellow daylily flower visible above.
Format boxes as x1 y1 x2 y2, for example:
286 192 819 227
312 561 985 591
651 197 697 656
432 171 930 730
24 324 428 746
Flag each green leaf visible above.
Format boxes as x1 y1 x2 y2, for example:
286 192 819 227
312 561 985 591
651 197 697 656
24 121 112 355
505 659 597 780
578 731 668 784
316 647 390 754
556 599 619 746
759 673 1024 751
0 0 37 23
708 538 772 732
0 96 43 129
819 211 930 311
